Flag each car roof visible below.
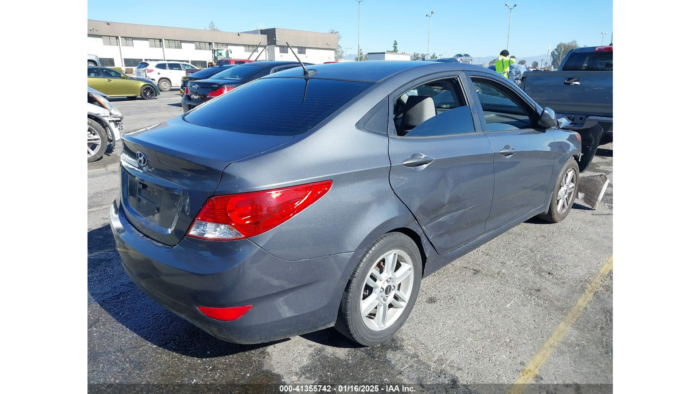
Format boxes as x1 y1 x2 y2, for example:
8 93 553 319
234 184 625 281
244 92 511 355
266 61 486 83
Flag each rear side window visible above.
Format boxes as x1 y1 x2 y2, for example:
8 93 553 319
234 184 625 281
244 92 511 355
184 78 372 136
156 64 167 70
562 52 613 71
137 62 149 69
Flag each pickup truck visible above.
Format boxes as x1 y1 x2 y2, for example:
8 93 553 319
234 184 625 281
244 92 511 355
521 46 612 151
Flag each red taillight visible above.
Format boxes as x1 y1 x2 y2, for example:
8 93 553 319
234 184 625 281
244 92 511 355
207 86 235 97
188 180 333 240
197 305 252 321
184 86 189 95
146 69 154 73
595 46 613 52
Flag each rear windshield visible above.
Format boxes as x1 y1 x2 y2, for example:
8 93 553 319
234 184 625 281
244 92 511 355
208 65 262 81
136 62 149 69
562 52 613 71
190 66 232 79
184 78 373 136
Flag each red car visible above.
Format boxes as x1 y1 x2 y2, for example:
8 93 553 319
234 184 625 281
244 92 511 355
216 59 256 67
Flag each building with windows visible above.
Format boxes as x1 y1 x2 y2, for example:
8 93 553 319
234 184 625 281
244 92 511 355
87 20 338 69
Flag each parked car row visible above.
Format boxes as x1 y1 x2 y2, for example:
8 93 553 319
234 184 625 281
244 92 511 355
111 61 588 347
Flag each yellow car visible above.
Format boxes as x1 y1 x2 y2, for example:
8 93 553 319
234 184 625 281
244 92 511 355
88 67 160 100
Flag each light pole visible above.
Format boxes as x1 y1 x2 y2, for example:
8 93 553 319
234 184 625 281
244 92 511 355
505 4 517 51
357 0 363 61
426 10 434 59
600 32 608 46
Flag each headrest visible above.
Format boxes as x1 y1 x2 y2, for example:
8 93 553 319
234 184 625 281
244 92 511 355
402 96 436 129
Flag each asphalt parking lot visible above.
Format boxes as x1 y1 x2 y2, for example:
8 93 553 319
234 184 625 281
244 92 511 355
88 90 613 392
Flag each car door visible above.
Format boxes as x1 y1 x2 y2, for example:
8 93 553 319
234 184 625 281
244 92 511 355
101 68 132 96
167 63 185 84
388 73 495 254
466 72 556 232
154 63 168 84
88 67 106 92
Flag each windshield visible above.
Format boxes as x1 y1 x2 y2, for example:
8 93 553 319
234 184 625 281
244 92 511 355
184 78 372 136
208 65 263 81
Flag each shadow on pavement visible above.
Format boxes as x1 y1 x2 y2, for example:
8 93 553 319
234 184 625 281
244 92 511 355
88 225 285 357
596 148 613 157
300 328 364 349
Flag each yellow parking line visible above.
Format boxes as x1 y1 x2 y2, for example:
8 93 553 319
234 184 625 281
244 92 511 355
507 255 613 394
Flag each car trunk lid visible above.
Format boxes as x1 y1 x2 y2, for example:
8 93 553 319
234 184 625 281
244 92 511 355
186 80 239 102
120 117 294 246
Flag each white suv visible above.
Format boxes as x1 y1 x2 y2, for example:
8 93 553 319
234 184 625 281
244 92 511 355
135 61 199 91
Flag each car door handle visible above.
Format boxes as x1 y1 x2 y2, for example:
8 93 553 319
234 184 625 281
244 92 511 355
499 147 517 156
402 154 434 168
564 78 580 85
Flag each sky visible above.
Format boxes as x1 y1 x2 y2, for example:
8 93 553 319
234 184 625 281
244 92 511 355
87 0 612 58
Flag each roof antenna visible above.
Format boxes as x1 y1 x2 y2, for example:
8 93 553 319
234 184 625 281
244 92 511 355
247 41 262 60
286 42 316 78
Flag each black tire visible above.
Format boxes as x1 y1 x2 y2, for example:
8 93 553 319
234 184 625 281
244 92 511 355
335 232 422 346
538 157 579 223
88 118 109 163
141 85 156 100
158 79 171 91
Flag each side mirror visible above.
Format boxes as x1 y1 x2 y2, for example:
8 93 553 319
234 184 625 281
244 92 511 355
538 107 558 129
120 74 127 79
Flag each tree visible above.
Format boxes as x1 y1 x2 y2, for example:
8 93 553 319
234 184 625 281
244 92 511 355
329 29 344 61
392 40 398 53
430 53 437 59
411 52 422 61
208 21 219 31
531 60 539 69
356 49 364 61
551 40 579 69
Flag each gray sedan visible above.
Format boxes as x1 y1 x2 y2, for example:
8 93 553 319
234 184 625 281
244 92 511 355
111 61 582 346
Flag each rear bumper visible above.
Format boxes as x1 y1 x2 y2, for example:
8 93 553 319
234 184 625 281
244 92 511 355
109 199 352 344
181 96 207 112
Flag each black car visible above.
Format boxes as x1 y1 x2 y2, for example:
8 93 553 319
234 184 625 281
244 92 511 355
181 61 312 112
180 65 235 96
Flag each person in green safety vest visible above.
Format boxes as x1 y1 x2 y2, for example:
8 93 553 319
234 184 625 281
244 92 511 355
494 49 510 78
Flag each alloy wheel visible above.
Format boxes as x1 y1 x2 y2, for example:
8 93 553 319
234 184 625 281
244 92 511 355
87 125 102 159
360 250 415 331
556 168 576 213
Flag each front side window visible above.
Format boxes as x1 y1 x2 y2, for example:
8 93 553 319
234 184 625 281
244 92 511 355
392 78 475 137
88 68 102 78
102 68 122 78
149 39 162 48
168 63 183 70
470 77 534 131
